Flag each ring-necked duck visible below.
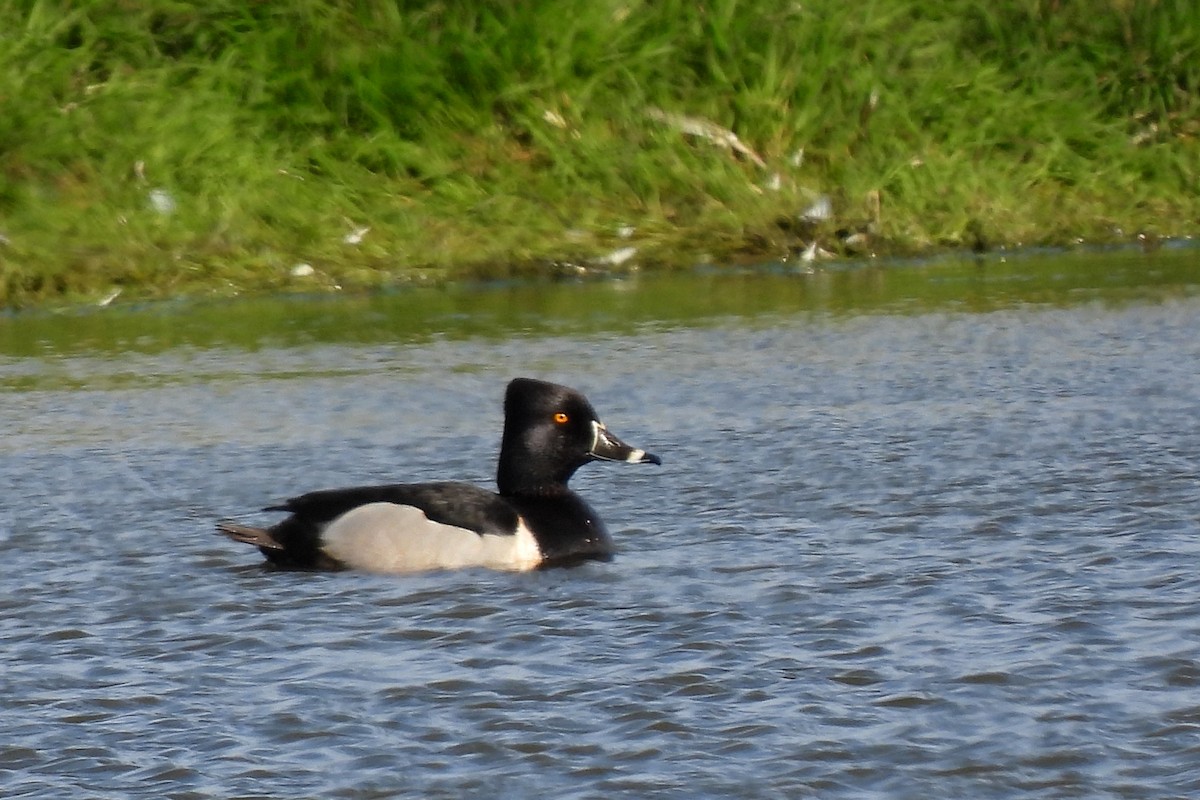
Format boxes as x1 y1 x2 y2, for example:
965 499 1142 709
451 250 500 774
217 378 661 573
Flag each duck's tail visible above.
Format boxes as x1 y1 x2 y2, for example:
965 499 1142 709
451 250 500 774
216 521 284 550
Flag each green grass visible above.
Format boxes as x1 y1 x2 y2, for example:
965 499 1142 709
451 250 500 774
2 0 1198 308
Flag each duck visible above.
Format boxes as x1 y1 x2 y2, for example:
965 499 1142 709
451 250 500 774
217 378 661 573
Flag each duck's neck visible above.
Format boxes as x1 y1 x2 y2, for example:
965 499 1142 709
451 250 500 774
496 472 573 498
496 447 581 497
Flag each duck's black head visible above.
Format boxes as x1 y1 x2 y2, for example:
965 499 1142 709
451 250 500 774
497 378 660 496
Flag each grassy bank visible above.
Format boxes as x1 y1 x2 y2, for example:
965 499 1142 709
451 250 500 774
1 0 1198 308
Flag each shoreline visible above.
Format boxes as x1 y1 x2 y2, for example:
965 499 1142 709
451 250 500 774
6 235 1196 320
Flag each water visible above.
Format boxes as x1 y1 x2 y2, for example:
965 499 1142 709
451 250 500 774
2 250 1199 798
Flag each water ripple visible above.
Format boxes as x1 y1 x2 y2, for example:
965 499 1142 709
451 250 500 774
3 292 1200 797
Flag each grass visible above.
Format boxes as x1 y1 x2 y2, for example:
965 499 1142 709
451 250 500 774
1 0 1198 308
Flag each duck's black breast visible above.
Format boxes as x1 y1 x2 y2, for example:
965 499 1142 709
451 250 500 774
507 492 614 567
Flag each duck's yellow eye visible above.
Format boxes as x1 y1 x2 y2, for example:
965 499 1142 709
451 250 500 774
553 412 569 424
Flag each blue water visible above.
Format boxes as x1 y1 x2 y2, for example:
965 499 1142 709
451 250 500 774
2 253 1199 798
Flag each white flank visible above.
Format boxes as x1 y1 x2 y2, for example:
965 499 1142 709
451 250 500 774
320 503 542 574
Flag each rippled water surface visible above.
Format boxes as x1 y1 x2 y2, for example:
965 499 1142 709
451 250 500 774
3 252 1199 798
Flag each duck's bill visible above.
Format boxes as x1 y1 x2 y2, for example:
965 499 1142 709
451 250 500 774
590 421 662 465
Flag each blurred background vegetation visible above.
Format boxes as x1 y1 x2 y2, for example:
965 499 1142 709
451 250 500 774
1 0 1197 306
